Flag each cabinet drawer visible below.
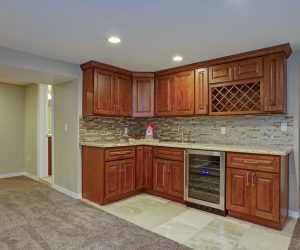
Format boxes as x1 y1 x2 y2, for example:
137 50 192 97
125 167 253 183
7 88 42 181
227 153 280 173
105 147 136 161
153 147 184 162
209 63 234 84
234 57 263 80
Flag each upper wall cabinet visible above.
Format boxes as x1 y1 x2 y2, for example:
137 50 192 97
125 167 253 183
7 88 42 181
82 43 291 117
209 57 263 84
81 62 132 117
263 53 286 113
195 68 209 115
208 54 287 115
155 70 194 117
132 73 154 117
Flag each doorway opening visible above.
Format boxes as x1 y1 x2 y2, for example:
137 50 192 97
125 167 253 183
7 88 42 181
40 85 53 185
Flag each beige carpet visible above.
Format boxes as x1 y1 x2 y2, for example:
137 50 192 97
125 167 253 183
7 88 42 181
0 176 189 250
289 219 300 249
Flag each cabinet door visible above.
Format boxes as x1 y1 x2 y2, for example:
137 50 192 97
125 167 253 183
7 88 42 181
195 68 208 115
94 68 114 115
153 159 168 193
143 146 153 190
136 146 144 189
226 168 251 215
120 159 135 193
234 57 263 80
251 172 280 221
105 161 121 199
172 70 195 115
263 53 286 113
132 77 154 117
209 63 234 84
168 160 184 198
155 75 172 116
114 74 132 116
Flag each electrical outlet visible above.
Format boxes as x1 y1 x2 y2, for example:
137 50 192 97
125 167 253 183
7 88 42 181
221 127 226 135
27 155 30 162
280 122 288 132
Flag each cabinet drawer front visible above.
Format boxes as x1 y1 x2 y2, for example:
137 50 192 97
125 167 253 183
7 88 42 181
105 147 136 161
209 63 234 84
227 153 280 173
153 147 184 162
235 57 263 80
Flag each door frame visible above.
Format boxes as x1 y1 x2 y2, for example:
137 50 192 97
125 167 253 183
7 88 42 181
37 84 54 185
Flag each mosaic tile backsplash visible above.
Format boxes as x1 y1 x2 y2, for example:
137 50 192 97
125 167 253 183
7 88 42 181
80 114 294 146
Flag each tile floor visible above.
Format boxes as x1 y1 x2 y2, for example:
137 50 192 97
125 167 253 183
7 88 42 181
82 194 297 250
40 176 52 185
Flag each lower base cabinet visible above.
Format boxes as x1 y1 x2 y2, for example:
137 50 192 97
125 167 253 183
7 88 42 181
82 146 137 205
153 158 184 201
105 159 135 199
136 146 153 190
226 152 288 229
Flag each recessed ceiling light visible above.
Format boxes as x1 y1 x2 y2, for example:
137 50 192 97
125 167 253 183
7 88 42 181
173 56 183 61
108 36 121 44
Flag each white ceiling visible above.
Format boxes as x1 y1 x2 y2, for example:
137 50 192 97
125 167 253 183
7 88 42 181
0 0 300 71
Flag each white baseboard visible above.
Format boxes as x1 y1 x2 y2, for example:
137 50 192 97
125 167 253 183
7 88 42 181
52 183 82 199
0 172 24 179
24 172 39 181
288 209 299 218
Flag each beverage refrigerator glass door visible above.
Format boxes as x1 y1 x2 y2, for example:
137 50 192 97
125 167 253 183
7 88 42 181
184 149 225 211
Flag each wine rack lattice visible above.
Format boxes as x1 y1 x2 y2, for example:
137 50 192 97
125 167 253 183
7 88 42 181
210 81 262 114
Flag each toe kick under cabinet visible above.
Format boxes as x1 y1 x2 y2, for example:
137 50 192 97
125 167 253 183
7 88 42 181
226 152 289 229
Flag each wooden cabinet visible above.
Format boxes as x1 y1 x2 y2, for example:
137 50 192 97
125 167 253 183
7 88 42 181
226 168 251 215
234 57 263 80
153 159 184 200
264 53 286 113
155 75 173 116
153 147 184 201
104 158 135 199
168 161 184 198
209 63 234 84
82 146 137 205
132 73 154 117
195 68 208 115
114 74 132 116
120 159 135 193
105 161 120 199
251 171 279 221
136 146 153 190
94 68 115 115
155 70 194 116
153 159 169 193
172 70 195 115
82 63 132 117
209 57 263 84
226 152 289 229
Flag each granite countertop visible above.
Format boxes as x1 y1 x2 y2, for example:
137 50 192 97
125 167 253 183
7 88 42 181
80 140 293 156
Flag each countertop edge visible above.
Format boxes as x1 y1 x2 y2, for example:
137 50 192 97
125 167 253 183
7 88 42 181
79 142 293 156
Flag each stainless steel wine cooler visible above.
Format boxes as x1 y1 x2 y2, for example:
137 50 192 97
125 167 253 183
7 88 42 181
184 149 225 211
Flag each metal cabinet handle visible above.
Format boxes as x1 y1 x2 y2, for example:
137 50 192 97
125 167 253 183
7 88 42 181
167 162 171 172
246 172 250 186
251 172 255 186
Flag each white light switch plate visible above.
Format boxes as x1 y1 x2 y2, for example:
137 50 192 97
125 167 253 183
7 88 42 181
64 123 68 132
221 127 226 135
281 122 288 132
